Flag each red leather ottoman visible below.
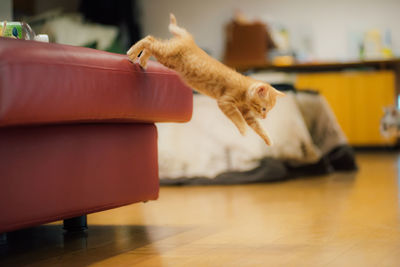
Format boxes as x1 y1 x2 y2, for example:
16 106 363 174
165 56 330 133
0 38 192 233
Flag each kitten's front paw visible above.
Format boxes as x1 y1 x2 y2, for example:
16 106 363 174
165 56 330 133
263 136 273 146
238 127 247 136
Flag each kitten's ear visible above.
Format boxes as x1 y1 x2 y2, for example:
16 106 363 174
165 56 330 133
274 89 286 98
256 86 267 98
254 84 284 99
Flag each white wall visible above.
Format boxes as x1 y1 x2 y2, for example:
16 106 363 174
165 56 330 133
138 0 400 61
0 0 13 21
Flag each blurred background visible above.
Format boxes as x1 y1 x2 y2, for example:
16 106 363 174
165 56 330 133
3 0 398 61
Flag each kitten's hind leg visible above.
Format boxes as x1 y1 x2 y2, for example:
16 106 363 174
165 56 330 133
218 97 247 136
127 35 155 61
139 49 152 69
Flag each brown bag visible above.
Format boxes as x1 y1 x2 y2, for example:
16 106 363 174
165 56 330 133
223 21 276 68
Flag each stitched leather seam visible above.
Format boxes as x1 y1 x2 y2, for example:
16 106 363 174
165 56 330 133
0 61 176 76
0 112 190 127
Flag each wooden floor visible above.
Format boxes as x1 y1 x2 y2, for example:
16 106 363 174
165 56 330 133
2 152 400 266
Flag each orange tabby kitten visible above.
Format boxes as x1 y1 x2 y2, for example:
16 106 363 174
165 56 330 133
127 14 285 145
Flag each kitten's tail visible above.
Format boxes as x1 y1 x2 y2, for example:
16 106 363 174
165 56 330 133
169 13 189 38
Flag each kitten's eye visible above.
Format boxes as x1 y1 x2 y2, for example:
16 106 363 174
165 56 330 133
262 107 266 112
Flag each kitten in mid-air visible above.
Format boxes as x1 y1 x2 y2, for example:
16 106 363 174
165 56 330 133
127 14 285 145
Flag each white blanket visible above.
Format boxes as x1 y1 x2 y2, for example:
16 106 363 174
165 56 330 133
157 92 325 179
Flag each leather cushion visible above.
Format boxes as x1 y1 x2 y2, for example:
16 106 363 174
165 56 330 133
0 37 193 127
0 123 159 233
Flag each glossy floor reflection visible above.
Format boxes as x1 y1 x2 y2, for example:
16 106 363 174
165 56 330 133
0 225 192 266
1 152 400 266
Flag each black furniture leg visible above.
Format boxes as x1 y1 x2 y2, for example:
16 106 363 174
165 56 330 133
0 232 7 245
63 215 88 232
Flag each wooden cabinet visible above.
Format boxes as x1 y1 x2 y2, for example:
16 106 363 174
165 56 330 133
295 71 396 146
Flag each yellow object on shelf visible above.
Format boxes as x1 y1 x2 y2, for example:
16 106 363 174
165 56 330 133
272 56 294 66
296 71 396 146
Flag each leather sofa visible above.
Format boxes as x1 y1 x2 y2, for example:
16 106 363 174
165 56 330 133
0 37 192 233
